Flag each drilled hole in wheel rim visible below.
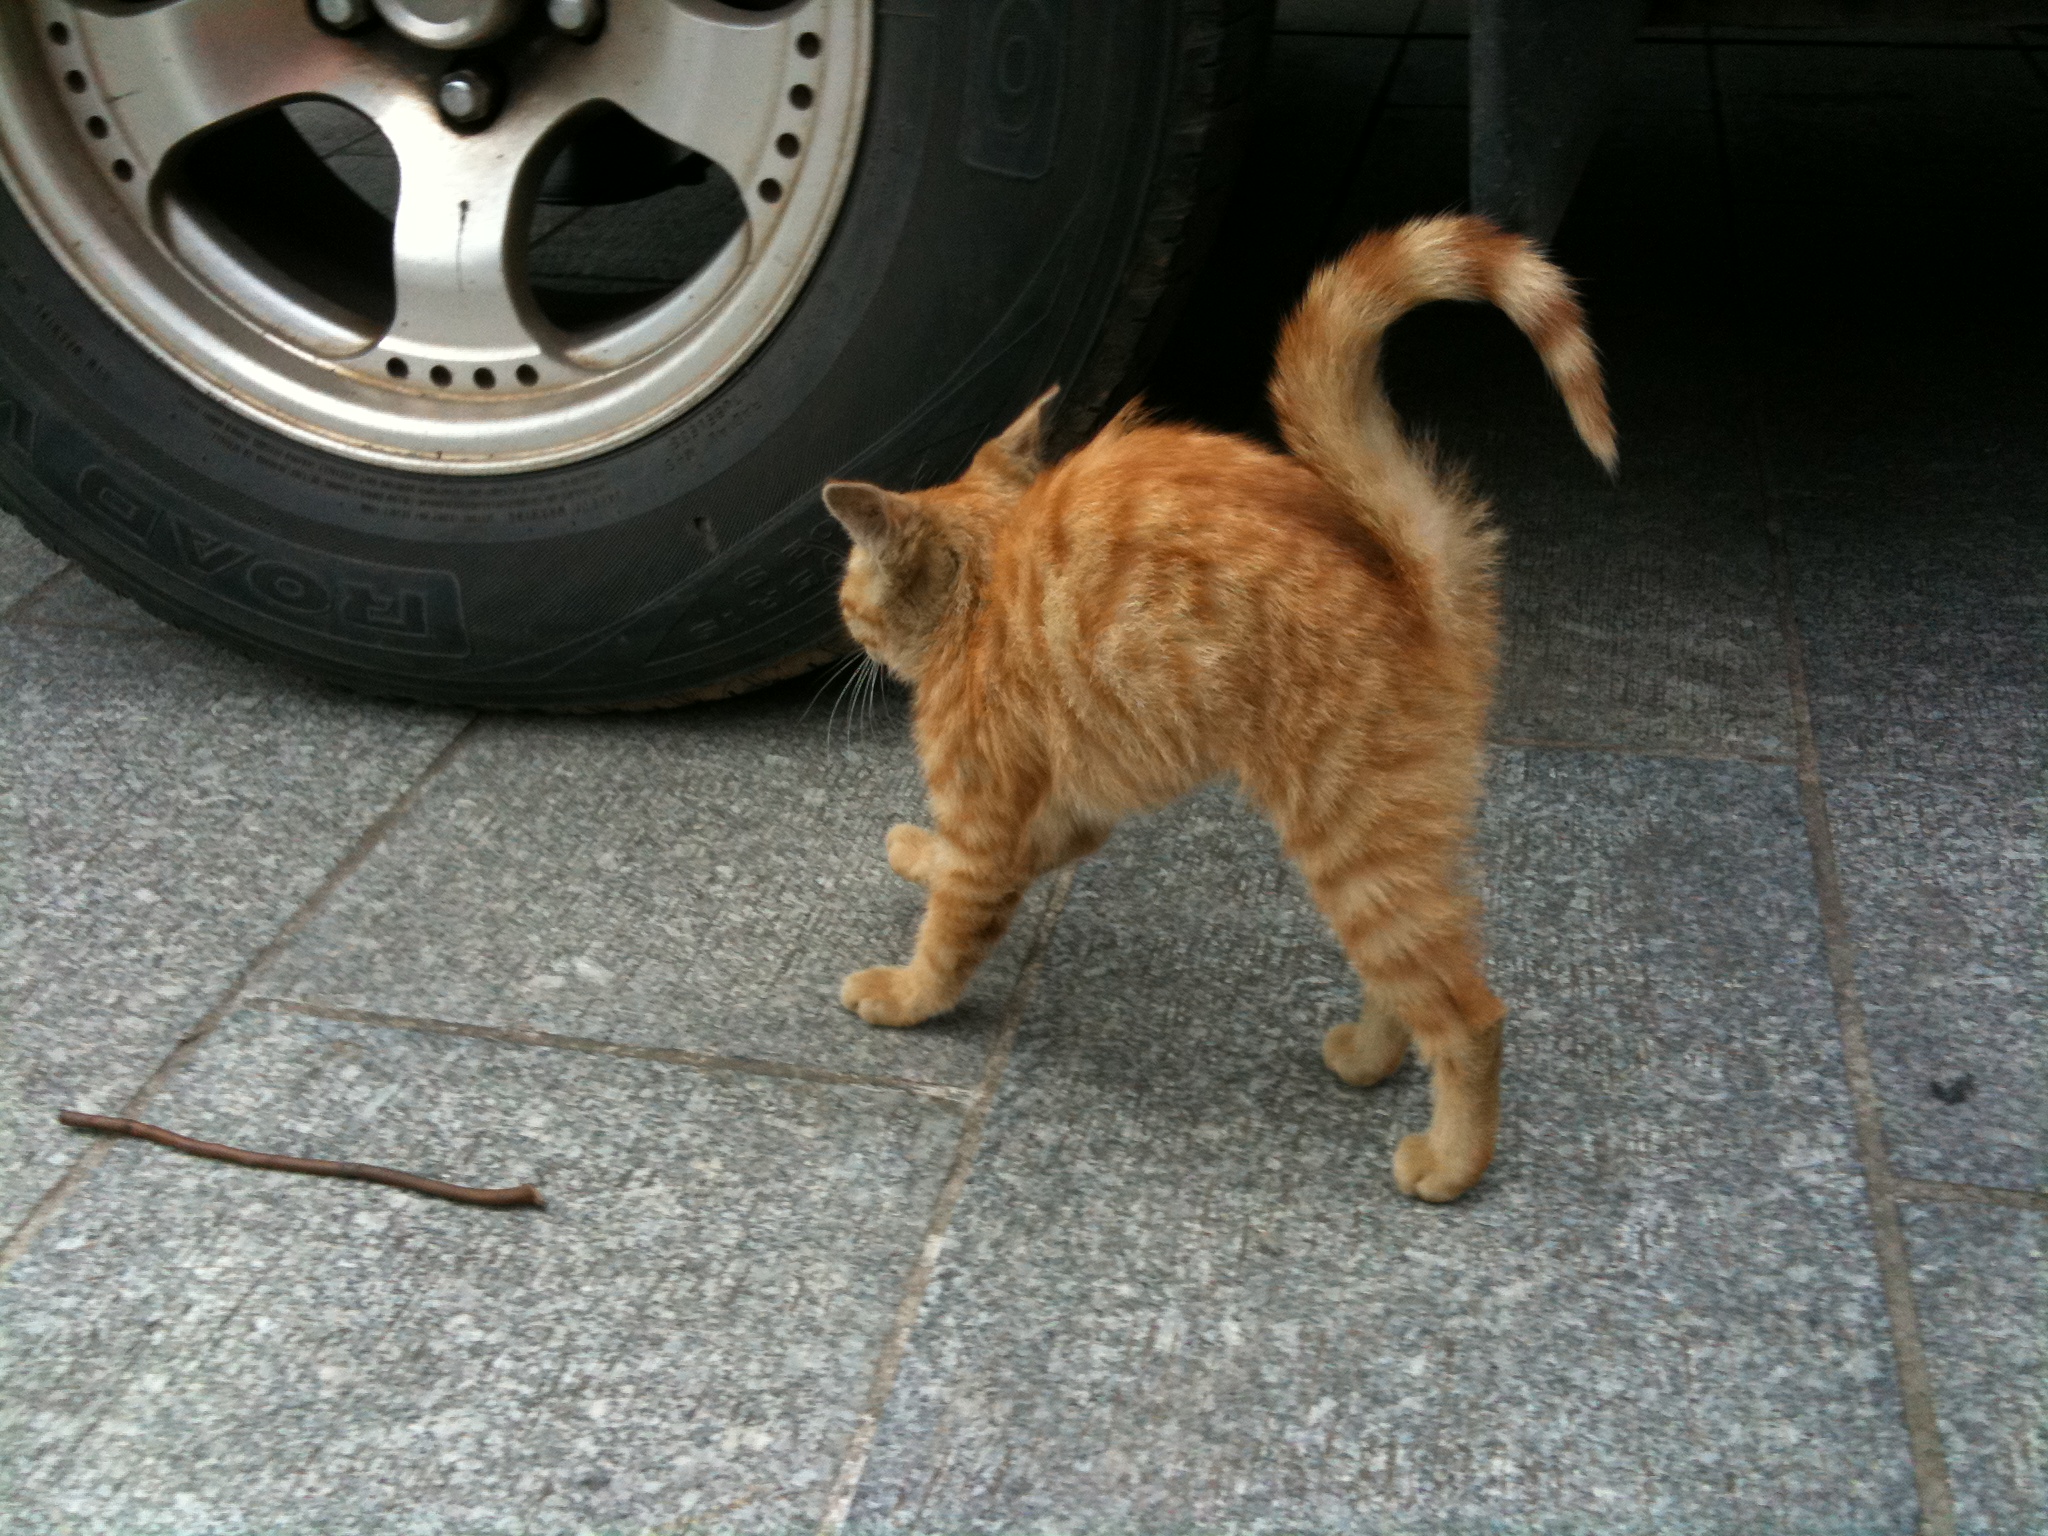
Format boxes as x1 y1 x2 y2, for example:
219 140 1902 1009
0 0 870 474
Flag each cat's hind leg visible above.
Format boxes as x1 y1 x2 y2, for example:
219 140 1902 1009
1291 825 1506 1202
1380 952 1505 1202
1322 990 1409 1087
1027 807 1111 877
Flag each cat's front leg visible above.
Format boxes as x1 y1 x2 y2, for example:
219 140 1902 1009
883 812 1097 892
842 829 1028 1028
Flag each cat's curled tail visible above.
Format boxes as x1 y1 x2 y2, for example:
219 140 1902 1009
1268 214 1615 617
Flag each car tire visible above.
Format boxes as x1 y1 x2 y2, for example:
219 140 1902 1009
0 0 1269 708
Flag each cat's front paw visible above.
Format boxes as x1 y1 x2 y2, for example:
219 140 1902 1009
885 824 937 886
841 965 945 1028
1393 1132 1488 1203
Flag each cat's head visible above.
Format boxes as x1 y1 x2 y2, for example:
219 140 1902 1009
820 387 1056 681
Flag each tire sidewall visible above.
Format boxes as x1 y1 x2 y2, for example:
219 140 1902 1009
0 0 1181 706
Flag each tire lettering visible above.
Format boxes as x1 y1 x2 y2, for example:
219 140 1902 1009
959 0 1065 181
341 583 429 637
169 519 252 576
247 560 330 613
64 461 469 655
0 391 34 459
78 465 161 541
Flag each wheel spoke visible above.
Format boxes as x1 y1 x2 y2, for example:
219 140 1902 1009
68 0 376 176
572 0 825 188
378 99 562 362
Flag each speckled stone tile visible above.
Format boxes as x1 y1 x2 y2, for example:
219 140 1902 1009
1485 44 1792 761
262 692 1045 1088
1770 404 2047 786
1476 302 1792 760
0 628 468 1234
0 510 65 612
0 1007 961 1536
1902 1203 2047 1536
845 755 1916 1534
6 564 172 634
1719 44 2048 1193
1827 775 2045 1193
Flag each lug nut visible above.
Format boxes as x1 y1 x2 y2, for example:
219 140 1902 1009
437 69 495 127
547 0 603 37
312 0 372 30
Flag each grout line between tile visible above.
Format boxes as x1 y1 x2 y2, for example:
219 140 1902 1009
1705 50 1955 1533
248 996 979 1108
1895 1178 2048 1214
1489 735 1794 765
1767 534 1956 1536
1 559 76 625
0 715 483 1271
814 864 1080 1535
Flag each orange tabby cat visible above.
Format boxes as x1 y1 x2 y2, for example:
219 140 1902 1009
821 214 1614 1201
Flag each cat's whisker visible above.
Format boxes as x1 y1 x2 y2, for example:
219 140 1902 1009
853 655 881 742
824 651 869 753
810 656 866 756
871 662 890 734
802 649 865 726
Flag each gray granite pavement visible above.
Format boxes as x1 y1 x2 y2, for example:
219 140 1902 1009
4 14 2041 1536
1 1008 961 1536
257 703 1050 1092
845 763 1913 1535
0 625 467 1233
1903 1203 2047 1535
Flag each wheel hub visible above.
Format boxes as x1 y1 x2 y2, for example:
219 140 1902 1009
0 0 870 473
372 0 522 50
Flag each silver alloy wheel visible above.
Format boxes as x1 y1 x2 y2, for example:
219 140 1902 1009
0 0 869 473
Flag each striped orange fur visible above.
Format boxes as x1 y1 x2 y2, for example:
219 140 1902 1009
822 215 1613 1201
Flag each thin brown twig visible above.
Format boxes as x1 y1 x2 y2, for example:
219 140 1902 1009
57 1112 544 1209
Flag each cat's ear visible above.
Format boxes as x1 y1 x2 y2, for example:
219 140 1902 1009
994 384 1059 461
822 480 907 551
975 384 1060 489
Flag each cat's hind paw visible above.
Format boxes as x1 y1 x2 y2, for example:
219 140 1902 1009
841 965 945 1028
1393 1132 1488 1203
1323 1017 1407 1086
885 824 937 886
